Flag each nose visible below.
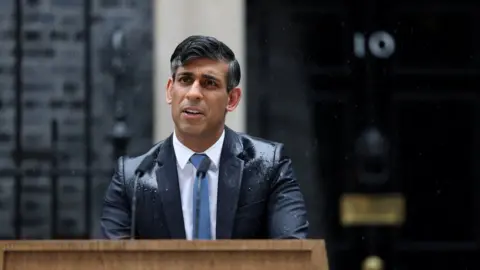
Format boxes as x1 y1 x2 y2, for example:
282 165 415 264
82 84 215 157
185 81 203 100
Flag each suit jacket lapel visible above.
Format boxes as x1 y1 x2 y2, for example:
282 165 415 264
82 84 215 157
155 136 186 239
216 127 245 239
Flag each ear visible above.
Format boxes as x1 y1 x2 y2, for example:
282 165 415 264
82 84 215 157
166 77 173 104
226 87 242 112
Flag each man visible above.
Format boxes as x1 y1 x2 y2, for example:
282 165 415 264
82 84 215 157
100 35 308 239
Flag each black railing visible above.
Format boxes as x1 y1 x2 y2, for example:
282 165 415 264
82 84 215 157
83 0 93 239
13 0 24 240
50 120 58 238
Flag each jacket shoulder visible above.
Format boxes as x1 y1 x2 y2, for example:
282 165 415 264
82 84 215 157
236 132 283 162
121 141 163 181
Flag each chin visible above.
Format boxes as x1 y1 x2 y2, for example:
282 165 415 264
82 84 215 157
178 124 205 136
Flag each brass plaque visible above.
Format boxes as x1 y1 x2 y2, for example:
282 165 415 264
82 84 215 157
340 193 405 226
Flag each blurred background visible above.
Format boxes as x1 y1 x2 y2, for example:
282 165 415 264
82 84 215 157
0 0 479 269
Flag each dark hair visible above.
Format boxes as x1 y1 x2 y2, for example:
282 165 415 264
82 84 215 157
170 35 241 92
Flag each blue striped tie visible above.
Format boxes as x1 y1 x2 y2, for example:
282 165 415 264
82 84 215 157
190 154 212 239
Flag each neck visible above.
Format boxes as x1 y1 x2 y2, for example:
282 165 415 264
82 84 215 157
175 126 224 153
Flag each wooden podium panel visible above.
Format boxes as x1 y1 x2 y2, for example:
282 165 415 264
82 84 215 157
0 240 328 270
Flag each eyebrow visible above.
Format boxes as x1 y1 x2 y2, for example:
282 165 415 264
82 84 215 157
176 71 194 77
177 72 220 82
202 74 219 82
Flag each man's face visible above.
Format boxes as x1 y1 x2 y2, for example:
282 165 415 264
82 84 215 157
166 58 241 138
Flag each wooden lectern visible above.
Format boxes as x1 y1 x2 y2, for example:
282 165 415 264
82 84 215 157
0 240 328 270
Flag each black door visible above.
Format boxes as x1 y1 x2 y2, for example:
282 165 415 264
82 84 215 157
247 0 480 269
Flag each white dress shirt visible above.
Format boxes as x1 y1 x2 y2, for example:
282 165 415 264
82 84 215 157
172 130 225 240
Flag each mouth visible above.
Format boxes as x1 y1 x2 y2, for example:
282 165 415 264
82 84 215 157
183 109 202 115
182 108 204 117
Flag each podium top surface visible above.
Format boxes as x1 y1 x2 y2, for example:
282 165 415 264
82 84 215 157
0 240 328 270
0 239 325 251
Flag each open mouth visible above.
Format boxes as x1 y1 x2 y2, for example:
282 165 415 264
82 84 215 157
182 109 203 116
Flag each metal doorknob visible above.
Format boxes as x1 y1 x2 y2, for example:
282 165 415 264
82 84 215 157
362 255 384 270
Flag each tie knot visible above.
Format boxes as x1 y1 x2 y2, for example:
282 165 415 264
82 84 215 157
190 153 208 169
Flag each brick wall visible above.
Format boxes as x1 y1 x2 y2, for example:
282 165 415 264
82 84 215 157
0 0 153 239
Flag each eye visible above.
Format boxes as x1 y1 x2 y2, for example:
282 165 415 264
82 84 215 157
178 76 192 84
205 79 217 87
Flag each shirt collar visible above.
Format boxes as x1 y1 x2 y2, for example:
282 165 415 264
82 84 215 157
172 129 225 171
